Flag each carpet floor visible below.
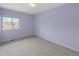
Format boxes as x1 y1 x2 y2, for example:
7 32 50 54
0 37 79 56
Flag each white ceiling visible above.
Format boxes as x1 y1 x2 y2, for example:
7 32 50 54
0 3 65 15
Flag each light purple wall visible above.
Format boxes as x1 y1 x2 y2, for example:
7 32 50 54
34 3 79 51
1 8 33 42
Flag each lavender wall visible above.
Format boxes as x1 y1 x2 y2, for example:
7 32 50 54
1 8 33 42
34 3 79 51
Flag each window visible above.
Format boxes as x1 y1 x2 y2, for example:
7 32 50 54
3 17 20 30
12 18 19 29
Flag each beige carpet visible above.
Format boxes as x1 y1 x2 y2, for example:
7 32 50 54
0 37 79 56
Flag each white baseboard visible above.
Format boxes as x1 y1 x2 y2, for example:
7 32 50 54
36 35 79 52
0 35 33 43
48 39 79 52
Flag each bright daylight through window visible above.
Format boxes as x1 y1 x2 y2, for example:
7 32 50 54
3 17 20 30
